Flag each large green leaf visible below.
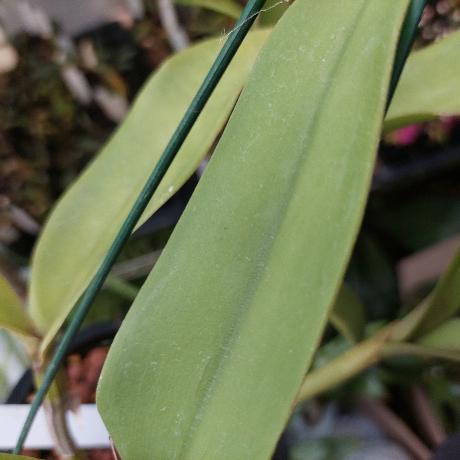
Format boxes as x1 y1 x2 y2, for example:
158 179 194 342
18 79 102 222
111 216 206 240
30 30 269 354
175 0 242 19
0 274 38 339
385 29 460 132
97 1 409 458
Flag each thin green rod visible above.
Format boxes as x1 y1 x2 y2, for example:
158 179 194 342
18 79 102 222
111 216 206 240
13 0 266 453
388 0 427 105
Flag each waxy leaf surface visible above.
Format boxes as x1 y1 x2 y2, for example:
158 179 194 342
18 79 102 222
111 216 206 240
0 275 37 338
97 1 409 458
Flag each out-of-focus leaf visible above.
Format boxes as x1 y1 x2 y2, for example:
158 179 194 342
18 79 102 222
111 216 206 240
393 247 460 340
297 328 392 403
416 318 460 354
175 0 242 19
309 334 389 400
297 315 460 404
385 29 460 132
0 275 38 339
329 285 365 342
312 335 352 372
30 30 270 355
383 342 460 362
97 1 409 458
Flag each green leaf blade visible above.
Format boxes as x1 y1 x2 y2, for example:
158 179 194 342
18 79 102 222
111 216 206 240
0 275 38 339
385 29 460 132
97 1 409 458
29 31 269 353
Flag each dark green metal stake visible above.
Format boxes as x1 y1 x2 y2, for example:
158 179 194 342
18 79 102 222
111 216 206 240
13 0 266 453
14 0 427 454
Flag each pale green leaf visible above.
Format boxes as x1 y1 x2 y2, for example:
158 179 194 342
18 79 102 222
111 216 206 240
97 1 409 458
30 30 270 354
416 318 460 354
0 275 38 339
175 0 242 19
385 29 460 132
329 285 365 343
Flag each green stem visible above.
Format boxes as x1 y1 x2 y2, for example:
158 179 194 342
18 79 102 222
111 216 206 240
13 0 267 453
296 332 460 405
295 328 391 404
382 342 460 362
43 376 82 459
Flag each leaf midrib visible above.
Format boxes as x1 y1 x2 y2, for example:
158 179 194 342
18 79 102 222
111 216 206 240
179 3 369 457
